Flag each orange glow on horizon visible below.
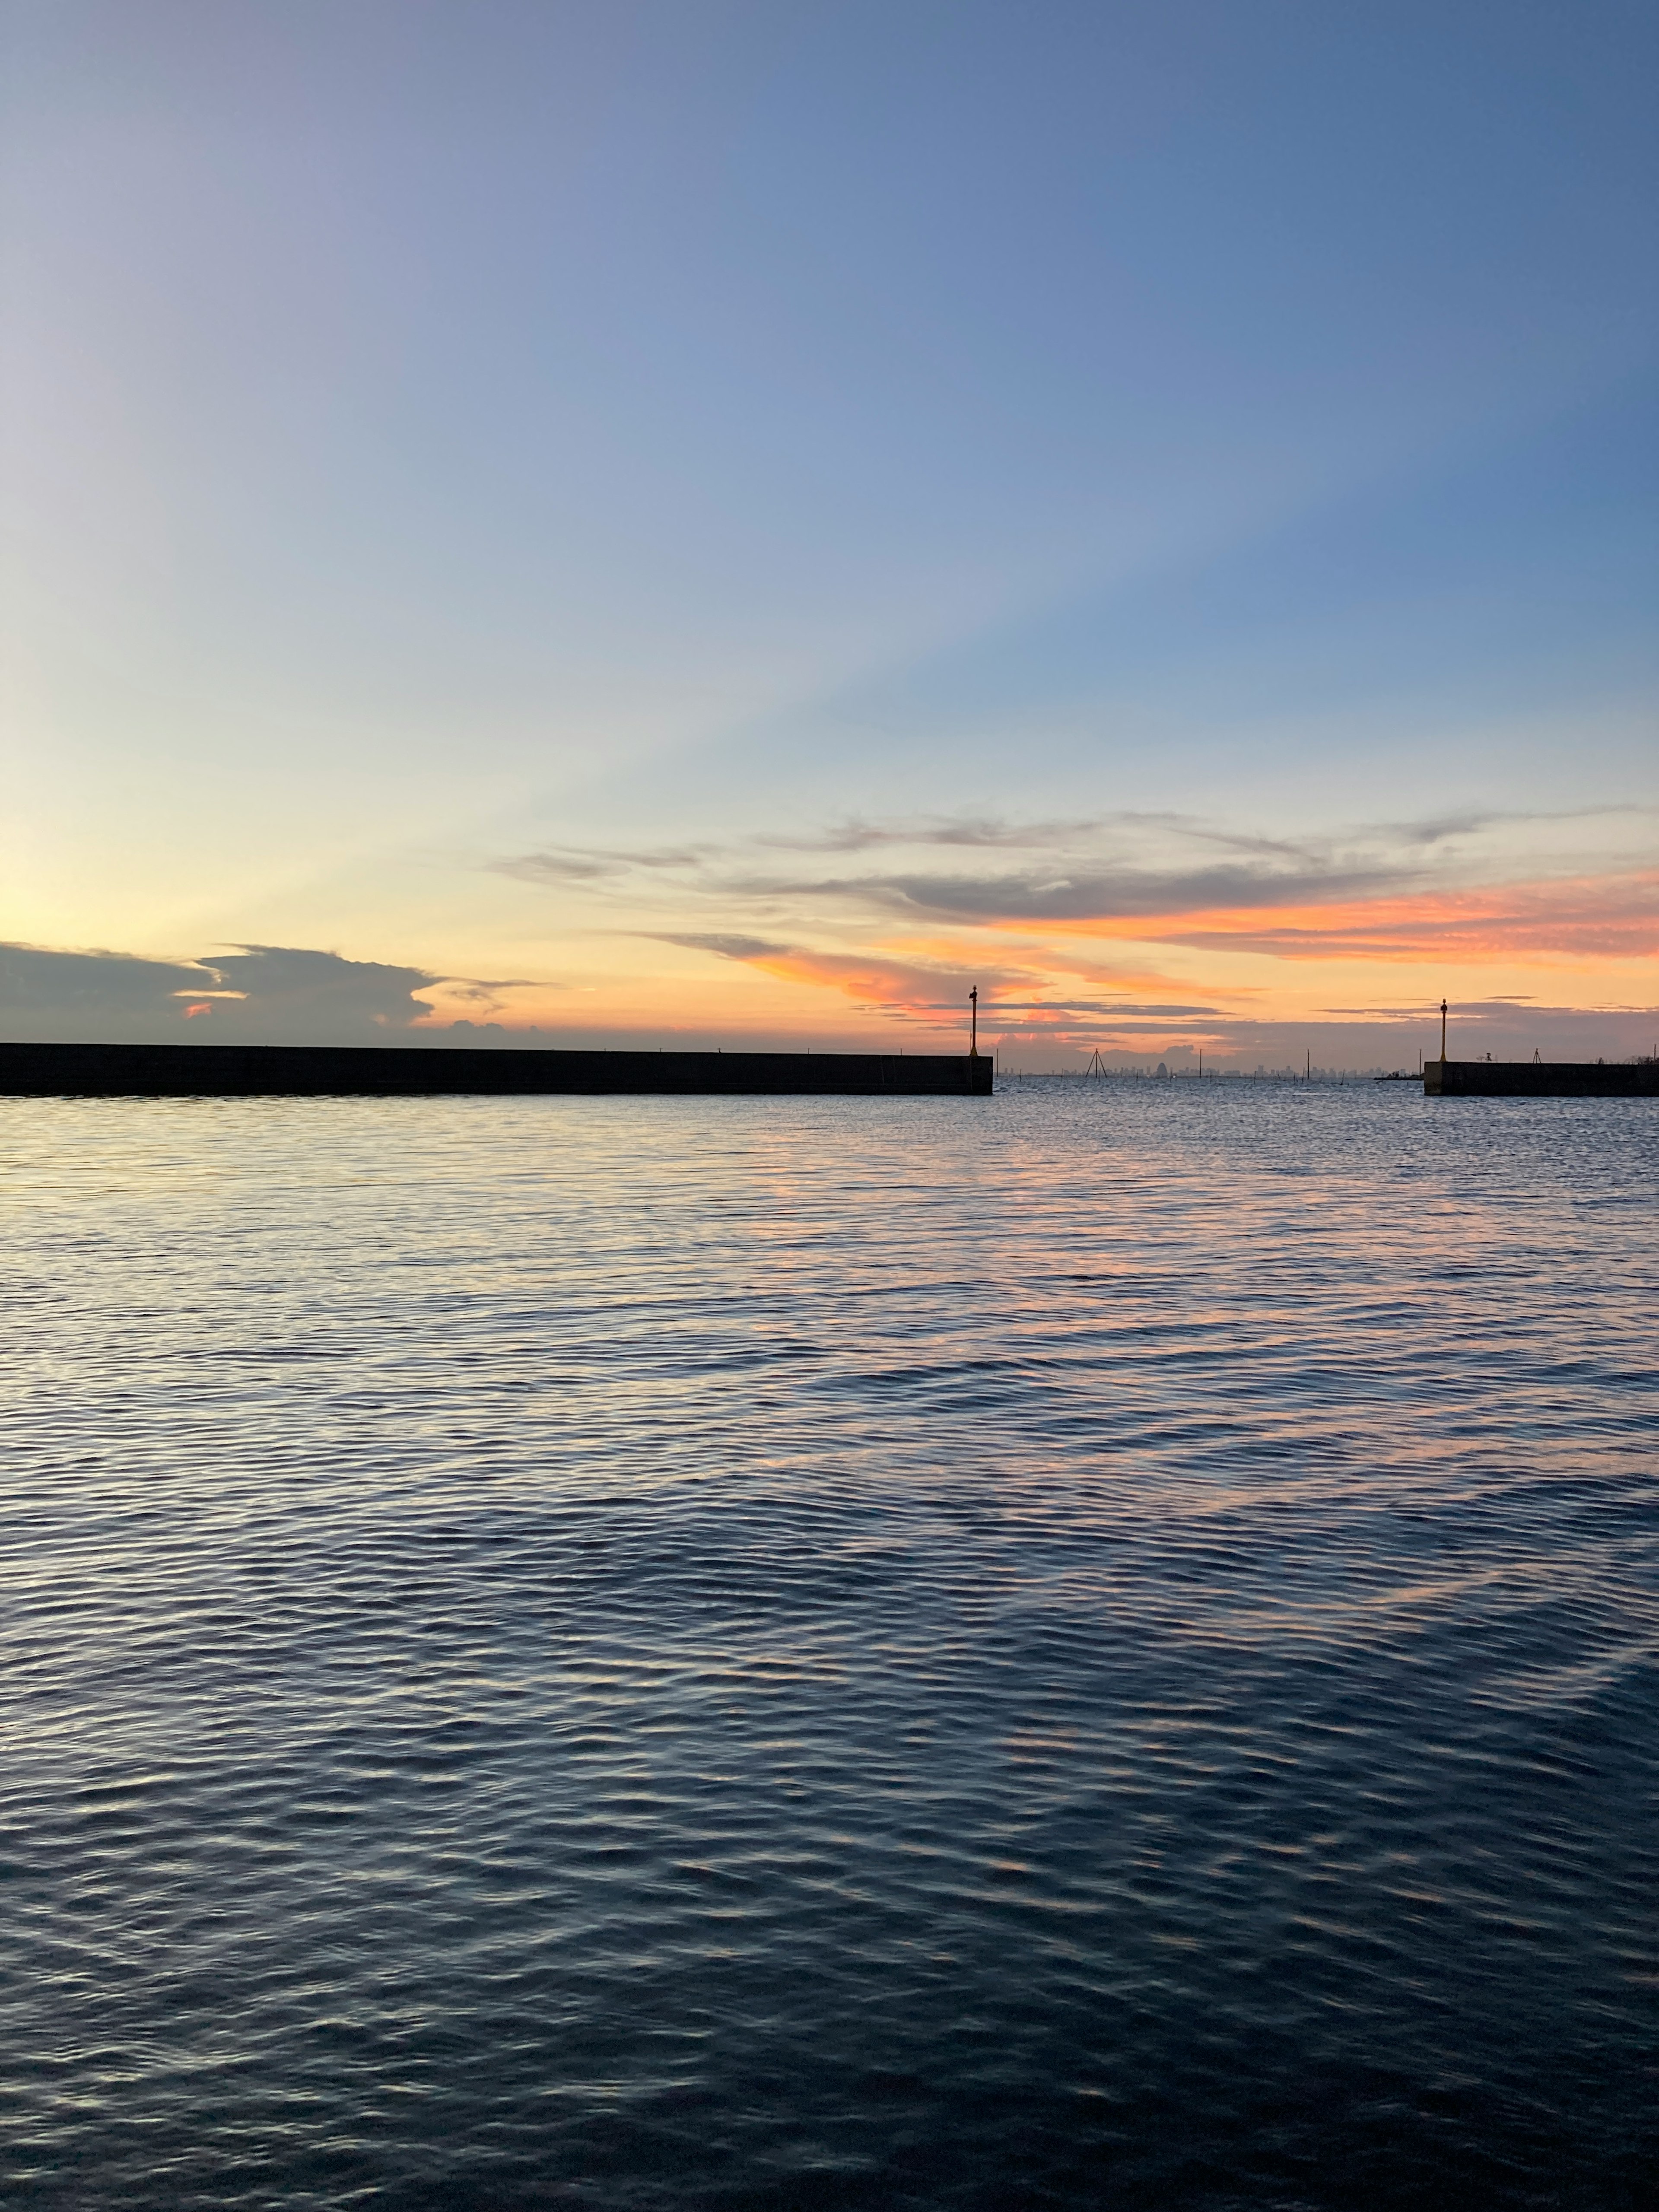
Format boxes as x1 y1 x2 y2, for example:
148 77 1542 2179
1011 869 1659 964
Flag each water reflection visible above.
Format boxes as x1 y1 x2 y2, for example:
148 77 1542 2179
1 1083 1654 2208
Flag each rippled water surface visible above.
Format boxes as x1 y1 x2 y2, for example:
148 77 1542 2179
3 1081 1656 2209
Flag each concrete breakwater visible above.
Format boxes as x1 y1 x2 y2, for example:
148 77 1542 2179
0 1040 995 1098
1424 1059 1657 1097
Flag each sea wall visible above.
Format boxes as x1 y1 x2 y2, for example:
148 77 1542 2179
1424 1059 1658 1097
0 1041 995 1098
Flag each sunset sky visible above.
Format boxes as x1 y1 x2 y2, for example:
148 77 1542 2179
3 0 1655 1064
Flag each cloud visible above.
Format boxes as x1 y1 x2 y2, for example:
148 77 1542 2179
653 932 791 960
440 975 553 1016
658 930 1250 1030
1164 872 1659 962
751 948 982 1011
492 851 618 884
1 941 444 1044
497 817 1106 879
753 814 1101 853
13 807 1649 1058
984 1000 1224 1017
798 860 1409 924
602 807 1659 964
201 947 440 1038
1372 803 1653 850
494 809 1366 883
655 931 993 1014
492 843 712 885
480 803 1658 1053
493 804 1659 949
724 813 1653 926
0 943 217 1027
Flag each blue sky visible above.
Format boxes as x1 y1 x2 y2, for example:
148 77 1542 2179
3 0 1655 1056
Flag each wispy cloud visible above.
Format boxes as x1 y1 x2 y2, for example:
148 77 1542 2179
439 975 555 1016
654 933 792 960
496 807 1342 881
652 932 1232 1024
786 860 1408 924
497 802 1658 971
492 852 618 884
752 815 1101 853
1164 872 1659 962
652 933 990 1011
492 843 713 886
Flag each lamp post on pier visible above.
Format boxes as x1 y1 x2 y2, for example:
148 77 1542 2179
969 986 979 1058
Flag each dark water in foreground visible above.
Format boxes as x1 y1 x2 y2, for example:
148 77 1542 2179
3 1081 1655 2210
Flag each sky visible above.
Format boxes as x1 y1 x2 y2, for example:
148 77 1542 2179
3 0 1655 1065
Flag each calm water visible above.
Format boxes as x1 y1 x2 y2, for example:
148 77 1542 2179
2 1081 1655 2210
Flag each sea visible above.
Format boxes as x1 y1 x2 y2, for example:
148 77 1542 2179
3 1079 1655 2211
